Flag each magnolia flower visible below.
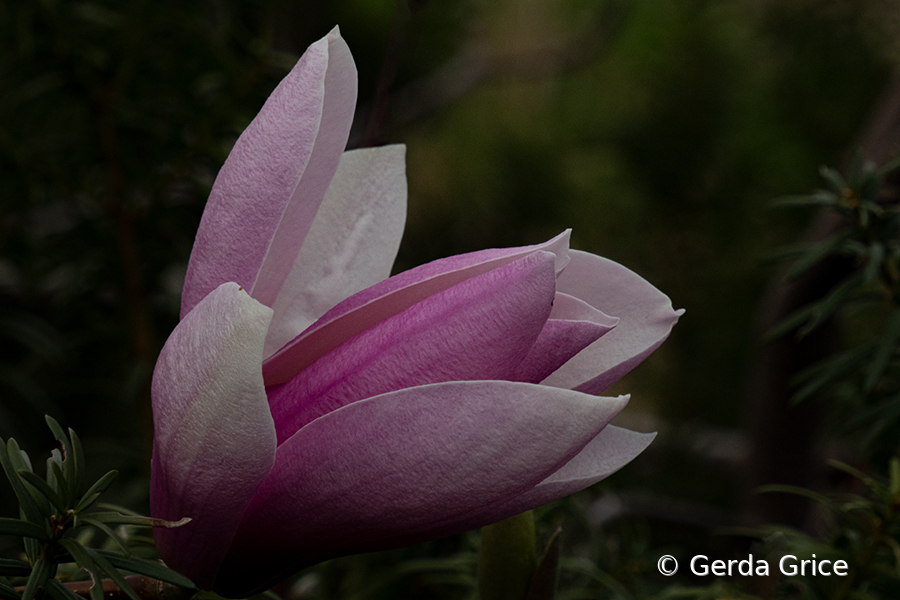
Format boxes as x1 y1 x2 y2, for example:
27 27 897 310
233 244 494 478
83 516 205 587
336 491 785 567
150 27 682 598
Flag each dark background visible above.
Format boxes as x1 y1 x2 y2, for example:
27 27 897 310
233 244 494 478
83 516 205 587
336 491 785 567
2 0 898 598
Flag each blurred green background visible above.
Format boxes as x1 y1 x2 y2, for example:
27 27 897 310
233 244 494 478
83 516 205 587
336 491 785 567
2 0 898 598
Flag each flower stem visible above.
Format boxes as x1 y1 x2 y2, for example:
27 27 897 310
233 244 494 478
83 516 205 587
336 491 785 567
478 511 538 600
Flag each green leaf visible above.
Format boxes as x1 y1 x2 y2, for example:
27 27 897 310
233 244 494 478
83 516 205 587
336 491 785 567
81 517 131 556
97 550 197 589
859 171 881 203
0 517 50 542
785 232 853 282
8 444 51 517
74 471 118 513
791 342 876 403
820 165 848 194
766 273 864 343
20 557 50 600
826 460 877 486
44 415 69 455
756 484 829 505
49 457 71 509
24 536 40 565
58 540 120 600
83 547 140 600
764 303 818 342
799 273 864 337
879 155 900 177
44 416 69 457
0 580 20 600
865 309 900 391
772 190 838 208
479 511 537 600
0 439 44 523
45 416 77 503
863 242 885 286
17 470 66 514
75 493 102 514
69 428 86 496
0 557 32 577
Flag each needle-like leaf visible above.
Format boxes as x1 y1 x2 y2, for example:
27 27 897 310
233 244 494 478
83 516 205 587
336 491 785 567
0 557 32 577
0 439 44 523
20 557 50 600
17 469 66 514
0 517 50 542
74 471 118 513
96 550 197 589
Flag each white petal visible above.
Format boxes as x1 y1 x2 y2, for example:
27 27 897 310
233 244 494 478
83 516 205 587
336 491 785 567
264 145 407 357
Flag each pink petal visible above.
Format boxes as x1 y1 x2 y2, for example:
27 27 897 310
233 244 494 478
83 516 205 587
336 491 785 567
263 145 407 358
543 250 684 394
473 425 655 520
325 426 654 557
181 28 356 318
262 230 571 385
510 292 619 383
214 381 629 596
267 251 557 442
151 283 276 588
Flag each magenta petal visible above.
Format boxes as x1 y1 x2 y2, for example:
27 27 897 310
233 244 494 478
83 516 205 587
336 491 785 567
214 381 629 596
150 283 276 588
263 145 407 357
544 250 684 394
511 320 608 383
267 251 557 441
262 230 571 385
510 292 619 383
181 28 356 318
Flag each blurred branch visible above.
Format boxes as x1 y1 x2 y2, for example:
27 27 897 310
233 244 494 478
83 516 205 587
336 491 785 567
96 87 155 364
15 575 191 600
352 2 629 143
858 71 900 167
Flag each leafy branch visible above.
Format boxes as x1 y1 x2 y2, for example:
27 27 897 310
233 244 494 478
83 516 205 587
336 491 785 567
0 417 194 600
769 154 900 460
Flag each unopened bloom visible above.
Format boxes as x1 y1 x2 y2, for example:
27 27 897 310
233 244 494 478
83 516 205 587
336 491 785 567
150 27 682 597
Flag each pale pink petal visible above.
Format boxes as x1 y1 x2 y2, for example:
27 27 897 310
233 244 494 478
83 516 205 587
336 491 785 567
337 426 653 558
360 425 655 549
263 145 407 358
181 28 356 317
250 31 357 308
543 251 683 394
213 381 629 596
267 251 557 442
151 283 276 588
475 426 655 519
262 231 571 385
549 291 619 324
